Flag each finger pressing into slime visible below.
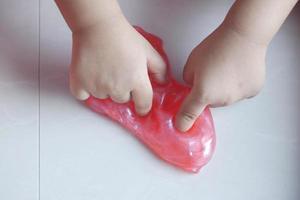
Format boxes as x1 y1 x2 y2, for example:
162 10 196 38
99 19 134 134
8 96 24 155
85 26 216 173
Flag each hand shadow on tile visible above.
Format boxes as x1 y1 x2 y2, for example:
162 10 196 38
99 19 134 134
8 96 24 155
0 2 40 123
0 16 69 99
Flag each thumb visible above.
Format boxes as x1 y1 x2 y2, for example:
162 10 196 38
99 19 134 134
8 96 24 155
175 87 207 132
69 71 90 101
146 45 167 84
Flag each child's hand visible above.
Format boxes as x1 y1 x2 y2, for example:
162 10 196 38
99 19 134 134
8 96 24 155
69 19 166 116
175 24 267 132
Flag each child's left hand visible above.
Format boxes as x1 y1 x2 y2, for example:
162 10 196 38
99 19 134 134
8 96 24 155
175 24 267 132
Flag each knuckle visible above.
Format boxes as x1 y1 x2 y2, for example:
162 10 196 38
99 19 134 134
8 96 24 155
222 95 235 106
223 101 230 106
219 100 229 106
225 96 234 105
245 82 264 99
108 84 125 96
216 97 231 107
251 84 263 96
110 89 129 102
110 90 123 98
250 90 260 98
112 95 129 103
180 111 198 122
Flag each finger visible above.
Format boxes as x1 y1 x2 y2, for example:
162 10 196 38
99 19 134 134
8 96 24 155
69 74 90 100
146 44 167 84
182 52 196 85
110 92 131 104
175 88 207 132
131 78 153 116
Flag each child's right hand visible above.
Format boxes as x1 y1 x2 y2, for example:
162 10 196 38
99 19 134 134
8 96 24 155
175 24 266 132
69 19 166 116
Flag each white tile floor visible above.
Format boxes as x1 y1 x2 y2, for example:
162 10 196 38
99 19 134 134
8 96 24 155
1 0 300 199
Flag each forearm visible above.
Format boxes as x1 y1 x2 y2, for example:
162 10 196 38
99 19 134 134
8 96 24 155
55 0 125 32
223 0 298 45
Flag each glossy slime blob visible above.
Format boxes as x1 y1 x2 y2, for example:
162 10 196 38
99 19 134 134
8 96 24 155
85 26 216 173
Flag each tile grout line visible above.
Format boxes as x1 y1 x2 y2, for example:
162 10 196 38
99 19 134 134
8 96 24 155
38 0 41 199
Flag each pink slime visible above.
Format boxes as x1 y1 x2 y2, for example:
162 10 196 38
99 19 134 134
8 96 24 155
85 26 216 173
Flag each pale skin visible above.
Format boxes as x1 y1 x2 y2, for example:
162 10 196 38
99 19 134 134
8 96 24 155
55 0 298 132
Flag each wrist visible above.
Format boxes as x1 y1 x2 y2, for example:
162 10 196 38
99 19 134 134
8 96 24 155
221 19 270 48
57 0 128 34
71 10 127 34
